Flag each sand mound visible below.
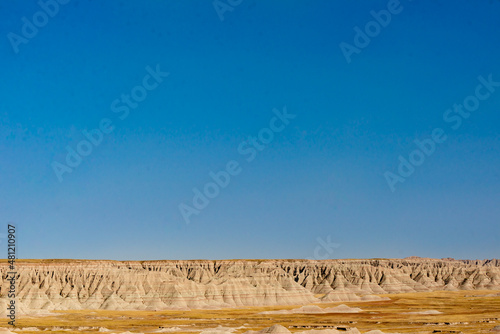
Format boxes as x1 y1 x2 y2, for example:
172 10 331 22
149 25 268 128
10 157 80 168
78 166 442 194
323 304 363 313
299 329 361 334
156 328 184 333
200 326 241 334
300 331 346 334
245 325 365 334
261 304 362 315
260 310 291 315
14 328 40 331
320 293 389 303
0 328 16 334
486 293 500 297
360 295 391 301
259 325 291 334
406 310 442 315
242 325 291 334
293 305 325 313
45 328 70 331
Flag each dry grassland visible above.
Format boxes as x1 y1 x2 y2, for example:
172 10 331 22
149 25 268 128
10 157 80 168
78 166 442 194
7 290 500 334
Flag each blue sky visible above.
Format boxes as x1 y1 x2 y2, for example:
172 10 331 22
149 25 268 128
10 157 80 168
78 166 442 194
1 0 499 260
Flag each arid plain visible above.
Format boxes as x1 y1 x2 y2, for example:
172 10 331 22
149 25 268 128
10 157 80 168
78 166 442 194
1 258 500 333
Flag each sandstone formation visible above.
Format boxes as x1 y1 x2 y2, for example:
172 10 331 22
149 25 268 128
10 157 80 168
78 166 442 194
0 258 499 312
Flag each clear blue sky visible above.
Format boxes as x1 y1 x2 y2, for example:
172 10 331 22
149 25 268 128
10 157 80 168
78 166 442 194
1 0 499 260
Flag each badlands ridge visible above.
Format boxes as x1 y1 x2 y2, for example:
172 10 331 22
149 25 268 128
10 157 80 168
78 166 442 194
1 257 499 312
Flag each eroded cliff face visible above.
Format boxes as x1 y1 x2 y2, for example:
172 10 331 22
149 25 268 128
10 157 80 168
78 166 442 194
1 258 499 312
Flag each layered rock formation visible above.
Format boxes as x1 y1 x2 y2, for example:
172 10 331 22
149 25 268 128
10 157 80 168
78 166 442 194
1 258 499 312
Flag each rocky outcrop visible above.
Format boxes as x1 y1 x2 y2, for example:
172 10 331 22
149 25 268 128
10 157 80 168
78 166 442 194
1 258 499 312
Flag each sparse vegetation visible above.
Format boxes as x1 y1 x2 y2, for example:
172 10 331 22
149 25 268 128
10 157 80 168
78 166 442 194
12 290 500 334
